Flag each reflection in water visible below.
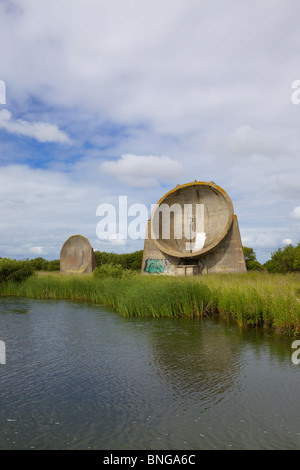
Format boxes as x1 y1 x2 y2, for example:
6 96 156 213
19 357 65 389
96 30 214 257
0 297 300 450
0 297 30 315
148 319 243 410
10 309 29 315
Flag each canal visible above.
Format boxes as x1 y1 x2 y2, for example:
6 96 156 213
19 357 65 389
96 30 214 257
0 297 299 450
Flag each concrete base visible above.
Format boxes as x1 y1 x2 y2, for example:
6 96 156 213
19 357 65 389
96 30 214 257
176 265 200 276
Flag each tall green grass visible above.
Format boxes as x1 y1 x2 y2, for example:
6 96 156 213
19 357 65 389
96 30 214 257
0 274 211 318
199 272 300 334
1 271 300 335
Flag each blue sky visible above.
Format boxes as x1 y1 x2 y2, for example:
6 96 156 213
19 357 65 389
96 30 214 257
0 0 299 263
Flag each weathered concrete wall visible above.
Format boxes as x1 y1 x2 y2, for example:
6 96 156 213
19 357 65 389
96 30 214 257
60 235 96 274
201 215 246 273
141 181 246 275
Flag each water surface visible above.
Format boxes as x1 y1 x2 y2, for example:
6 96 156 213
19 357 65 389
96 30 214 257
0 297 300 450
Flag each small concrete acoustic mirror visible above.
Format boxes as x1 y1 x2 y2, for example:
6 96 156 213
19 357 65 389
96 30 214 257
60 235 96 274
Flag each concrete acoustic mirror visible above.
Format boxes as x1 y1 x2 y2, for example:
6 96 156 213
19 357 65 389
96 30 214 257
60 235 96 274
141 181 246 276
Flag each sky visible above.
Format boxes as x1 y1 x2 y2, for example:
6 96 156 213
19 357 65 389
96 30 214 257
0 0 299 263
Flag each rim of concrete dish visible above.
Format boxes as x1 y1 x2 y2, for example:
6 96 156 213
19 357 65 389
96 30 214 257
150 181 234 258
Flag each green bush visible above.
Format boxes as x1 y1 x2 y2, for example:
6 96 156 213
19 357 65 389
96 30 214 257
0 258 35 283
243 246 263 270
293 244 300 271
94 250 143 271
264 243 299 273
29 257 49 271
28 257 60 272
93 263 124 279
47 260 60 271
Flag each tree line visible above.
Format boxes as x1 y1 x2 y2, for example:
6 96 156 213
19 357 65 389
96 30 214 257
0 250 144 282
94 250 143 271
0 250 144 273
243 242 300 273
1 242 299 284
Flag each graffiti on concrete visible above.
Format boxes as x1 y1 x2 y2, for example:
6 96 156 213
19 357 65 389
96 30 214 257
144 259 170 274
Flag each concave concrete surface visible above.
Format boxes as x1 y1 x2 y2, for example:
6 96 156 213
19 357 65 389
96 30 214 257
142 181 246 275
151 181 234 258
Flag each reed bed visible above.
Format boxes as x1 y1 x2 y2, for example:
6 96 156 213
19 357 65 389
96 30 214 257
1 271 300 335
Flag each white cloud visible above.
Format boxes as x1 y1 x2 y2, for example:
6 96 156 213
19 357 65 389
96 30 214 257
290 206 300 220
241 228 289 250
227 125 283 156
0 164 101 259
0 109 71 143
0 0 300 261
100 154 184 187
1 0 299 133
0 163 152 259
207 124 294 160
30 246 44 255
107 233 127 246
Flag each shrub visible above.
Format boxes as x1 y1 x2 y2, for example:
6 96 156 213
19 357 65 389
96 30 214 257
29 257 49 271
94 250 143 270
264 243 299 273
93 263 124 279
47 260 60 271
293 244 300 271
0 258 35 283
243 246 263 270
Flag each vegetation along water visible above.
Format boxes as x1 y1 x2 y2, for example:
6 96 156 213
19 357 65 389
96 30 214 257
0 243 299 335
0 268 299 336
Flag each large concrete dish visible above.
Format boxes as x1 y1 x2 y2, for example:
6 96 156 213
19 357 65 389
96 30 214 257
150 181 234 258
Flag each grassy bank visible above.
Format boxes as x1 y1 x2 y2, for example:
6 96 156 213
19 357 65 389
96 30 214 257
0 271 300 335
